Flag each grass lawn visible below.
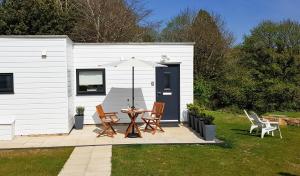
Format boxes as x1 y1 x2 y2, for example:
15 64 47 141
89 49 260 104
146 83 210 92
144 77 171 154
112 111 300 176
0 147 73 176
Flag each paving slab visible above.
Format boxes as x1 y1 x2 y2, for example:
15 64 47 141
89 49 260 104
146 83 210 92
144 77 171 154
59 145 112 176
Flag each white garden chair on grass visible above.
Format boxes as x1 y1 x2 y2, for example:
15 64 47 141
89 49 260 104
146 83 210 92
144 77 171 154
249 111 282 139
243 109 258 134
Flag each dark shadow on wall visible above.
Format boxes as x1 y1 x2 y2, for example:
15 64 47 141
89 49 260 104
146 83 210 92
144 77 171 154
92 87 147 123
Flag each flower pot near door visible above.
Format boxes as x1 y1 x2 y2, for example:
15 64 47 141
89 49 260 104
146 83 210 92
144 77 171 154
74 115 84 129
187 104 201 130
74 106 85 130
202 114 216 141
191 114 195 130
203 125 216 141
198 118 205 137
187 111 192 127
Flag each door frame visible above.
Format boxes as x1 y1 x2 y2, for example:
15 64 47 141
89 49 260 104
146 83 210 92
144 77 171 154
155 63 181 123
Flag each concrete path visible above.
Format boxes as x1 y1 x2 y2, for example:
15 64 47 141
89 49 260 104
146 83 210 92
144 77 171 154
58 145 112 176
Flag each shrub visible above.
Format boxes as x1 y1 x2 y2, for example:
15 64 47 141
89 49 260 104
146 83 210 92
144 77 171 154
76 106 85 116
187 103 201 116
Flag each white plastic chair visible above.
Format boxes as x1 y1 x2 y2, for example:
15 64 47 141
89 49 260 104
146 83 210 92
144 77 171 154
249 111 282 139
243 109 258 133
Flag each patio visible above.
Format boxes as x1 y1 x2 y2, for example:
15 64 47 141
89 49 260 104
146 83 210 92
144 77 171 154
0 124 219 149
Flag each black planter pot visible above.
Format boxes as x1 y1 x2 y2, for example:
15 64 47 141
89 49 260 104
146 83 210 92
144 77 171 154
203 124 216 141
192 115 197 130
195 118 200 132
74 115 84 129
188 112 192 127
198 118 205 137
190 114 194 129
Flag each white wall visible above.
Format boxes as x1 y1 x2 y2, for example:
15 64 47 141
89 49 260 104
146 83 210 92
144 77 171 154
0 37 193 135
66 38 75 132
0 37 70 135
72 44 193 123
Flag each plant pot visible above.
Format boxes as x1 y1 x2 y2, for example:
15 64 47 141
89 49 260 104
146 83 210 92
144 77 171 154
188 111 192 127
74 115 84 129
192 115 197 130
198 119 205 137
203 124 216 141
195 117 199 132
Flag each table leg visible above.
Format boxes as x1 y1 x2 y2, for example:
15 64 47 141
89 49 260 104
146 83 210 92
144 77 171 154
125 122 133 138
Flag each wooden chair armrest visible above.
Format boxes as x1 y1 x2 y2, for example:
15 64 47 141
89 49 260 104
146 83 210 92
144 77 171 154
105 112 118 115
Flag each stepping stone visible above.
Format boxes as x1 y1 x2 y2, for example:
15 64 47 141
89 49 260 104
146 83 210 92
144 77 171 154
58 145 112 176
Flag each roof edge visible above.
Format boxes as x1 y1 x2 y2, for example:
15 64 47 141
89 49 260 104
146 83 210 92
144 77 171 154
0 35 195 45
73 42 195 45
0 35 71 39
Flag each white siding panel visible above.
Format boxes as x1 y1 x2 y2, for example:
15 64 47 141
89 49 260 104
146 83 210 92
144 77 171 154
0 38 69 135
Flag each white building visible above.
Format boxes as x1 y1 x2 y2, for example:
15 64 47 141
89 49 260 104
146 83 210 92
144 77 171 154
0 35 194 136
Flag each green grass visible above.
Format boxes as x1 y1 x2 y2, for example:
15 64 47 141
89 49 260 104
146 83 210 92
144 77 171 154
0 147 73 176
264 111 300 118
112 111 300 176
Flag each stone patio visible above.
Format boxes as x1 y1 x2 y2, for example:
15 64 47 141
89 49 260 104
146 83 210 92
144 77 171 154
0 124 220 149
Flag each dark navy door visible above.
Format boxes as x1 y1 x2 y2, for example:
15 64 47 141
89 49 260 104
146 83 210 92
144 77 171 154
156 64 180 121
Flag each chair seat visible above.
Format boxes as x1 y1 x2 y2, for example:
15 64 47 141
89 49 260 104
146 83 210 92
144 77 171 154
265 126 277 131
103 119 112 123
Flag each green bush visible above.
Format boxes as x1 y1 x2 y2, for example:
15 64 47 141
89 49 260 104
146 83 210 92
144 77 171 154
187 103 201 116
76 106 85 116
187 104 215 124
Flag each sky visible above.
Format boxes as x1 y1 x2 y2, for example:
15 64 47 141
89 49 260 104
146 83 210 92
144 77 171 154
144 0 300 44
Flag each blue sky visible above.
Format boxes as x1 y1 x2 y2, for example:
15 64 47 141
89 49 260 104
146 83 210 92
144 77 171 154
144 0 300 44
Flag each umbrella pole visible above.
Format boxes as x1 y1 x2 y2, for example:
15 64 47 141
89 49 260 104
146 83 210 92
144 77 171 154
132 66 135 109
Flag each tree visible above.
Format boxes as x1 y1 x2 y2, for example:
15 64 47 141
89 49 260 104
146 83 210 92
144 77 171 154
161 9 233 79
160 8 195 42
240 20 300 112
70 0 154 42
191 10 233 79
0 0 75 35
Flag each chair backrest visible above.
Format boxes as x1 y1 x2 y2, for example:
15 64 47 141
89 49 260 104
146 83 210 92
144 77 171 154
96 104 107 124
151 102 165 119
249 111 266 127
244 109 255 125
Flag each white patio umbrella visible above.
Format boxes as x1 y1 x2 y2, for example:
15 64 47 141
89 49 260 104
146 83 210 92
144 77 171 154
100 57 167 109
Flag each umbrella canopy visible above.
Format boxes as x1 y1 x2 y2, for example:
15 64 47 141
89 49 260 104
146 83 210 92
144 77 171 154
100 57 167 109
101 57 167 68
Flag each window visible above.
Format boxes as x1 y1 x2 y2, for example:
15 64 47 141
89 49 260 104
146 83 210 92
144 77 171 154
76 69 105 95
163 72 171 90
0 73 14 94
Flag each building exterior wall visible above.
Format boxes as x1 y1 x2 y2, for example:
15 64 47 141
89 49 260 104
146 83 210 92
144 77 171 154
72 43 193 123
0 36 193 135
0 37 69 135
66 38 75 132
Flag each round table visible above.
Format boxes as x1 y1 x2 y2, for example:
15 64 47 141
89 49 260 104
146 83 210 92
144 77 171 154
121 108 143 138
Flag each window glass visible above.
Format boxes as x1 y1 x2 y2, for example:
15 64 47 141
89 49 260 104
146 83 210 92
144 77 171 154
163 72 171 90
0 73 14 94
77 69 105 95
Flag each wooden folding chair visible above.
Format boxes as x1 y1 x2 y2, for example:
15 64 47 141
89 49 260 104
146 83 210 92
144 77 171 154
96 104 120 137
141 102 165 134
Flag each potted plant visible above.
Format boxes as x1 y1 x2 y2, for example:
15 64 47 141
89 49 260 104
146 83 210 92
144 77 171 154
202 114 216 141
74 106 85 129
197 113 206 137
187 104 200 130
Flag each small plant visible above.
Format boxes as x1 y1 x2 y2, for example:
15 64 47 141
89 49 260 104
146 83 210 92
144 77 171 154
187 103 201 116
201 113 215 125
76 106 85 116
